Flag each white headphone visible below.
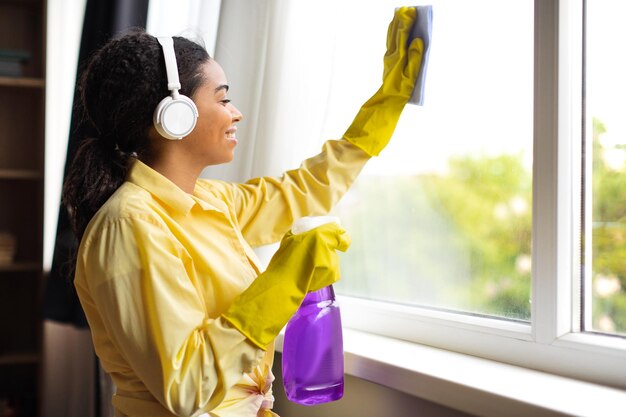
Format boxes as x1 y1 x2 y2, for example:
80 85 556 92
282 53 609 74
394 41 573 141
153 36 198 140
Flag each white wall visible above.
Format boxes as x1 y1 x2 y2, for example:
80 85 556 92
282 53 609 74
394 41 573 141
44 0 85 270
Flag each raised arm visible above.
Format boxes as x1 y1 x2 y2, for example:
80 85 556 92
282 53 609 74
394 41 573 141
213 8 423 246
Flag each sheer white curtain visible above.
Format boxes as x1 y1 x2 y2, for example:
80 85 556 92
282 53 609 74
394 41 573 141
146 0 222 56
44 0 86 270
43 2 95 417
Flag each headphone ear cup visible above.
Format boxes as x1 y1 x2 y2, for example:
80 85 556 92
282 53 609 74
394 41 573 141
153 94 198 140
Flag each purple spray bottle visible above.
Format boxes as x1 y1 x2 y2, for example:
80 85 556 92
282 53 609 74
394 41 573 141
282 216 344 405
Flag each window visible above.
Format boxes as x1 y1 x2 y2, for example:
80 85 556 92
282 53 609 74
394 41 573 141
300 0 626 388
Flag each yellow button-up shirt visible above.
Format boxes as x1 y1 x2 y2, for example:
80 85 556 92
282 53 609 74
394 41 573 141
74 139 370 417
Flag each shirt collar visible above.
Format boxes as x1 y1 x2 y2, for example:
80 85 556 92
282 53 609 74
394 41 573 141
127 159 196 215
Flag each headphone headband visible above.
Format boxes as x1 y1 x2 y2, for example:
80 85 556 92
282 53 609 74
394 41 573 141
153 36 199 140
157 37 181 92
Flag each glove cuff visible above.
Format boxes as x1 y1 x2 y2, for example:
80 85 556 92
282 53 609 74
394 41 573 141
221 312 270 350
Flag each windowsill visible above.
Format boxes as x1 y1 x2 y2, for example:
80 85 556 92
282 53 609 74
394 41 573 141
275 328 626 417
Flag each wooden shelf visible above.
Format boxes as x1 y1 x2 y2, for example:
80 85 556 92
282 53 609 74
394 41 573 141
0 1 46 414
0 0 41 5
0 262 41 272
0 169 42 179
0 353 39 366
0 76 45 89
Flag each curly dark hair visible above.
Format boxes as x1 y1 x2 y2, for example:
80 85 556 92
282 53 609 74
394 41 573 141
62 30 210 239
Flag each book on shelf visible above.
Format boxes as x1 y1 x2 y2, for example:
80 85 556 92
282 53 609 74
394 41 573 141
0 49 31 77
0 231 16 265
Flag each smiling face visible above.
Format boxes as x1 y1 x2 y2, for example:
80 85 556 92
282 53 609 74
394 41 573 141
184 59 243 166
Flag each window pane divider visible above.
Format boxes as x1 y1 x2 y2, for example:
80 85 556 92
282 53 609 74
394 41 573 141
559 0 584 336
532 0 563 346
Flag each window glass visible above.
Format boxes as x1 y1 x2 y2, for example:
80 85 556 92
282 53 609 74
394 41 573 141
331 0 534 320
586 0 626 336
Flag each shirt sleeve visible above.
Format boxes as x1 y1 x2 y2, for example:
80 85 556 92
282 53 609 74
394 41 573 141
75 215 264 417
224 139 371 246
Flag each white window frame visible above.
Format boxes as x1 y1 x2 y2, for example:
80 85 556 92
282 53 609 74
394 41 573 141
336 0 626 390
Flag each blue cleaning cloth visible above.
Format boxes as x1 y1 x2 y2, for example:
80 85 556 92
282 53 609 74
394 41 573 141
408 5 433 106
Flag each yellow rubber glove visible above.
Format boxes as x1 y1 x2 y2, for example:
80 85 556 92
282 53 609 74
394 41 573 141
222 222 351 350
343 7 424 156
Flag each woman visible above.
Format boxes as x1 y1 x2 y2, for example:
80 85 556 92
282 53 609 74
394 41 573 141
64 7 422 417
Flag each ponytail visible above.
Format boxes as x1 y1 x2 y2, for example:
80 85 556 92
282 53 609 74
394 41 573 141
62 138 131 240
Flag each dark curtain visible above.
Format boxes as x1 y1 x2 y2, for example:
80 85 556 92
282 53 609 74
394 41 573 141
43 0 150 327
